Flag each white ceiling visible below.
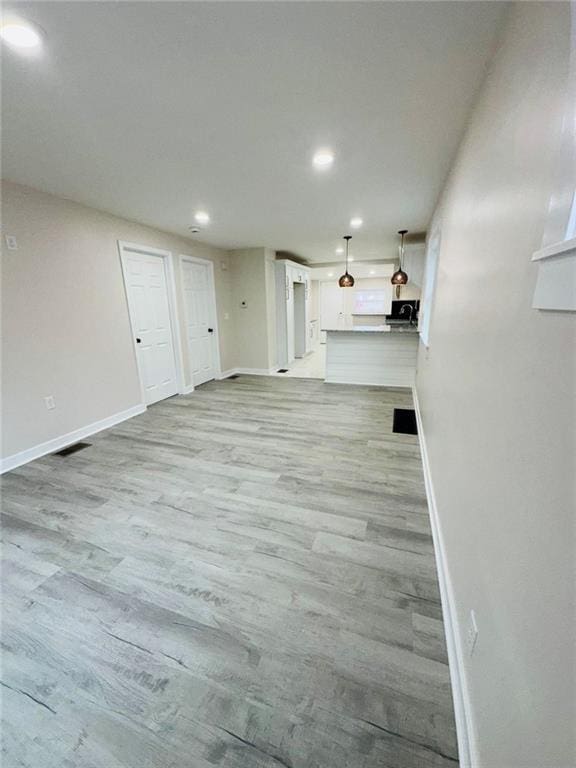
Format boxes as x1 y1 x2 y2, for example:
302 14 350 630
2 2 506 263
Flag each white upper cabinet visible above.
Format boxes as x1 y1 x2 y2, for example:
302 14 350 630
275 259 311 366
403 244 426 288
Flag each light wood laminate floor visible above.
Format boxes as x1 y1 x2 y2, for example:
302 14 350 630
1 376 458 768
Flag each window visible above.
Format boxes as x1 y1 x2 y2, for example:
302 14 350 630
419 228 441 347
353 289 388 315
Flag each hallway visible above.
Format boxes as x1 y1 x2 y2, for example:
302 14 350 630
1 376 457 768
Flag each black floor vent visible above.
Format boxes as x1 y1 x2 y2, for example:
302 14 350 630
392 409 418 435
227 374 240 379
54 442 92 457
277 369 289 374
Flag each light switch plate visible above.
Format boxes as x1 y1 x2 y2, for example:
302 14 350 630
5 235 18 250
44 396 56 410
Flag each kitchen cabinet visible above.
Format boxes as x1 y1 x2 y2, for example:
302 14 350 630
402 244 426 288
275 259 312 367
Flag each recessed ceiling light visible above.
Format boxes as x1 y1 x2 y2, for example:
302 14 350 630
0 21 42 48
327 272 334 278
350 217 363 229
349 256 354 262
312 149 334 169
335 246 344 254
194 211 210 225
369 269 376 275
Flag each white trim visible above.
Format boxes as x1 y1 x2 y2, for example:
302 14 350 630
0 404 146 475
181 383 195 395
216 367 275 378
217 368 237 380
235 367 277 376
412 385 476 768
325 380 412 388
532 235 576 261
180 254 222 384
118 241 186 401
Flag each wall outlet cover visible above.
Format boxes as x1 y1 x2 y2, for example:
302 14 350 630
5 235 18 250
44 396 56 410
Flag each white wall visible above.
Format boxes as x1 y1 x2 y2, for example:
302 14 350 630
415 4 575 767
1 180 233 462
393 281 422 302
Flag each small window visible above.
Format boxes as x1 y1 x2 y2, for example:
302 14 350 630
353 289 388 315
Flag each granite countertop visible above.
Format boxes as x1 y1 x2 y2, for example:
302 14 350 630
322 324 419 334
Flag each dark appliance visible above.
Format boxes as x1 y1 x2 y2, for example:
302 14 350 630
387 299 420 321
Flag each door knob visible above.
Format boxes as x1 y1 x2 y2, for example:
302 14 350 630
208 328 214 333
136 338 142 344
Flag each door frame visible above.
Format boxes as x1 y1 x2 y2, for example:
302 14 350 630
180 254 222 383
118 240 186 405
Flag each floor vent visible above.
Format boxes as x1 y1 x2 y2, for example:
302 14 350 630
277 369 289 374
54 442 92 457
392 408 418 435
227 374 240 379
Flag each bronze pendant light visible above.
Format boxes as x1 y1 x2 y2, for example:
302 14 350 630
338 235 355 287
391 229 409 287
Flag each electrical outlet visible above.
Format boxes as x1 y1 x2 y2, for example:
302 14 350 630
466 609 478 657
224 312 230 320
44 395 56 411
5 235 18 250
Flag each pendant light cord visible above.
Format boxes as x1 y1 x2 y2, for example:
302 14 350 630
398 229 407 271
344 235 352 274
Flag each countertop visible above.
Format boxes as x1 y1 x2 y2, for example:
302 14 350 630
322 324 419 334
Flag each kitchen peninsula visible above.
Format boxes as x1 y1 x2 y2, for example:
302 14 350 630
322 325 419 387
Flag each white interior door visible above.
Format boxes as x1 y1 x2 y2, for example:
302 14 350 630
182 259 217 386
123 251 179 405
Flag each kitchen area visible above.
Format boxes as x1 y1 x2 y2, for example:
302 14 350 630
323 299 420 387
275 233 426 386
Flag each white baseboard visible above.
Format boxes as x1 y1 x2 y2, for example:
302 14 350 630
412 385 476 768
217 368 237 380
217 367 275 378
235 367 276 376
180 383 195 394
0 403 146 475
325 377 412 388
